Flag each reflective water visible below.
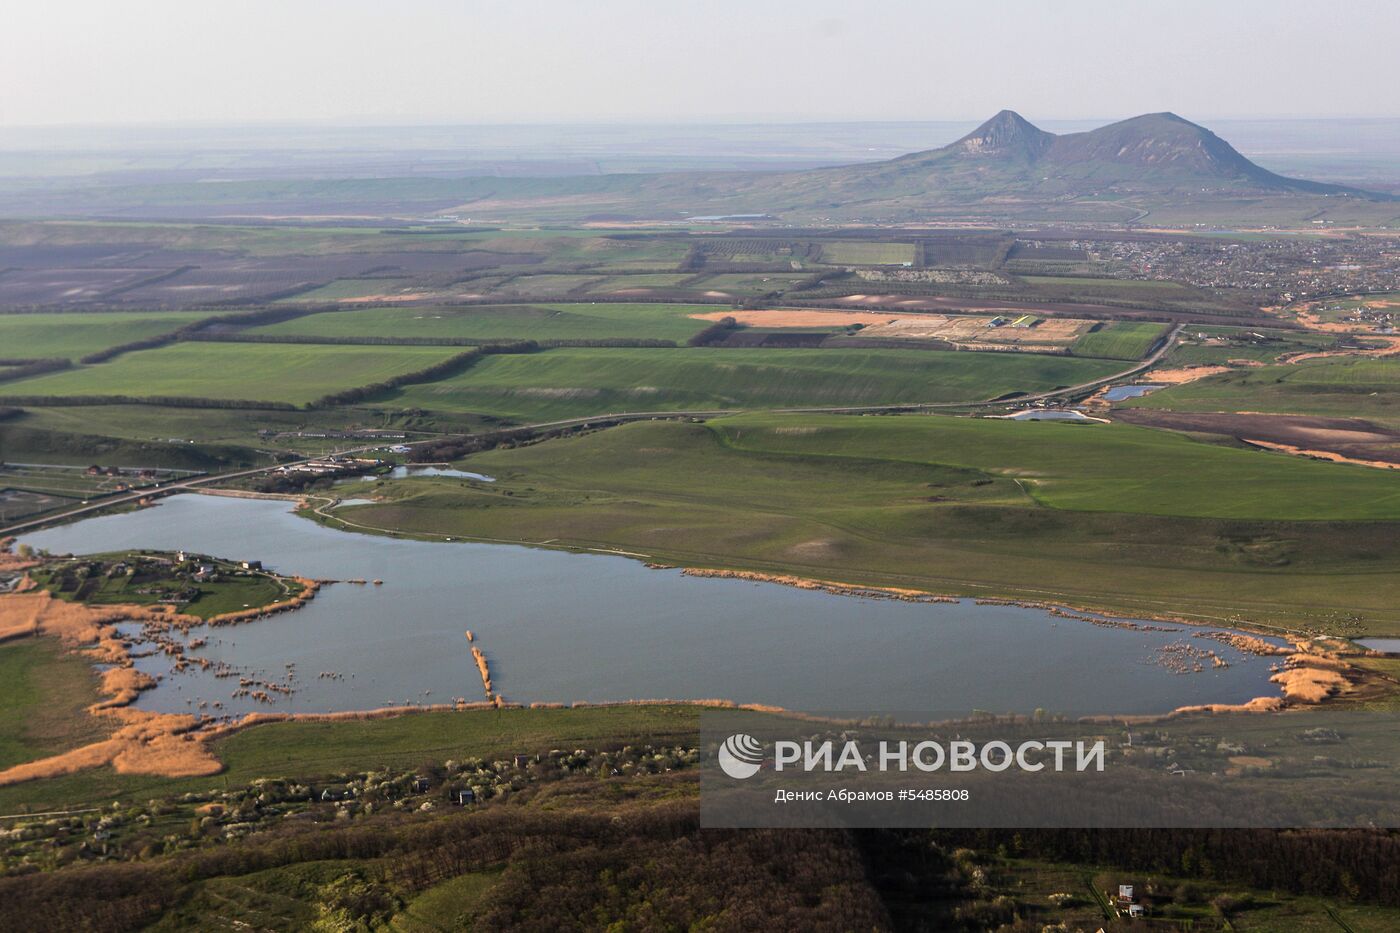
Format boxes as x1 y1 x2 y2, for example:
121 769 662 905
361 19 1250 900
1102 384 1166 401
19 495 1284 717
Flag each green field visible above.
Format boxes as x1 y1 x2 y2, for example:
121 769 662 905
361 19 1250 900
387 347 1122 420
276 277 414 302
2 342 462 405
0 638 107 771
490 273 608 296
9 403 470 456
709 414 1400 519
0 311 211 360
321 414 1400 632
249 302 714 343
687 272 812 296
1131 355 1400 426
1070 321 1169 359
587 273 696 291
818 241 916 265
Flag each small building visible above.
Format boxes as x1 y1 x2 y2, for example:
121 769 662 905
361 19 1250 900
320 785 350 802
454 788 476 806
412 775 431 793
1118 884 1134 901
241 560 263 571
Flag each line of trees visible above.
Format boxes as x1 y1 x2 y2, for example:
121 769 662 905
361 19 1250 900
308 341 536 409
0 358 72 384
687 316 739 347
0 394 296 410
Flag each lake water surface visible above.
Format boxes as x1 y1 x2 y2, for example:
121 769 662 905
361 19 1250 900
1102 384 1166 402
19 495 1284 717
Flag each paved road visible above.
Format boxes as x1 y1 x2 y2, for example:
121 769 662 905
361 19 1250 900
1 327 1178 537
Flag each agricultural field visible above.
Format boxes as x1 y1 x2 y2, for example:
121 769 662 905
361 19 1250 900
386 347 1123 421
685 272 812 296
0 342 462 406
0 311 211 359
817 241 917 265
486 273 608 296
585 273 696 293
248 302 714 343
326 414 1400 631
275 277 416 303
1069 320 1170 359
8 403 477 457
1129 356 1400 427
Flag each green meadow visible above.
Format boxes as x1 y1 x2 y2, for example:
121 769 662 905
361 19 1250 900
0 638 107 771
0 311 211 360
817 241 917 265
2 342 461 405
1130 355 1400 426
324 414 1400 632
386 347 1121 420
249 302 716 343
1070 321 1169 360
275 277 415 302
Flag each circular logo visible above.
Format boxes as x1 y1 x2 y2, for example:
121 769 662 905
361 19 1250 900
717 733 764 779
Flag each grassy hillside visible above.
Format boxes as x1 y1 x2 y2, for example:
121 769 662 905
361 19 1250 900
320 416 1400 631
1130 356 1400 426
709 413 1400 520
387 347 1121 420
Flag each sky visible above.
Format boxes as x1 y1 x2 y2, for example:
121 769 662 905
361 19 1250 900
4 0 1398 127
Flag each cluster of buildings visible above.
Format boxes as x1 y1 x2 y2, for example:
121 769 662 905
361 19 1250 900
1094 236 1400 303
274 456 382 478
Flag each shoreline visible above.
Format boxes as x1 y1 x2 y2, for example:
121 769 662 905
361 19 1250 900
0 535 1386 789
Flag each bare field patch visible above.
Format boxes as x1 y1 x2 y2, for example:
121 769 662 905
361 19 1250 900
688 309 1093 348
689 309 889 327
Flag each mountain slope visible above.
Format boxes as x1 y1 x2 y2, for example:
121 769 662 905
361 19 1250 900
0 112 1390 226
810 110 1370 201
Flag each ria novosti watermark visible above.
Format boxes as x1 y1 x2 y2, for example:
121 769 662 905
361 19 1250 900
717 732 1103 780
700 710 1400 829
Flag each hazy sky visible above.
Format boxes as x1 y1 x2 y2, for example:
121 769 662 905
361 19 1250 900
5 0 1397 127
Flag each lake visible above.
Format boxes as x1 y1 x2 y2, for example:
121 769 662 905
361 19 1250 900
1102 384 1166 401
18 495 1285 718
1005 410 1093 421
